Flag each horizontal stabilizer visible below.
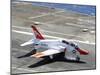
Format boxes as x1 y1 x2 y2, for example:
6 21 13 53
20 40 33 46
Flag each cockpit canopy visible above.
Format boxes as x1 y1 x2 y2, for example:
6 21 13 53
62 40 79 49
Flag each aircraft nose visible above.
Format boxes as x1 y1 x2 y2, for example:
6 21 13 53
77 48 89 55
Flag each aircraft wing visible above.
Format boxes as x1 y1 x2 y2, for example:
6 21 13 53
41 46 65 56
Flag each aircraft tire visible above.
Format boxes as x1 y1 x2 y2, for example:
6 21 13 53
76 56 80 62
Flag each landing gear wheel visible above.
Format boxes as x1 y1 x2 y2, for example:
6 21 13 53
76 56 80 62
32 49 37 55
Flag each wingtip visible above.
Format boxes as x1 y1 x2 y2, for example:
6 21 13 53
20 44 23 46
20 44 24 46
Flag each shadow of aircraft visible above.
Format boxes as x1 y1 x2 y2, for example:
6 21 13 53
17 50 86 68
17 49 36 58
28 53 86 68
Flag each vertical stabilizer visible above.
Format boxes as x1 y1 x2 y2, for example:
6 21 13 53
31 25 44 40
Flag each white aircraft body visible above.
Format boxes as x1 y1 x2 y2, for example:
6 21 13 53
19 25 89 61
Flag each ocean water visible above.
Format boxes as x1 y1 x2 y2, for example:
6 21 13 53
32 2 96 16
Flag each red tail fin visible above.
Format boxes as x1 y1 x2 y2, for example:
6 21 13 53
31 25 44 39
77 48 89 55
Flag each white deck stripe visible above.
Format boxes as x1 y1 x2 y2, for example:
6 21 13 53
12 26 83 38
29 10 64 19
12 30 95 45
65 22 94 28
